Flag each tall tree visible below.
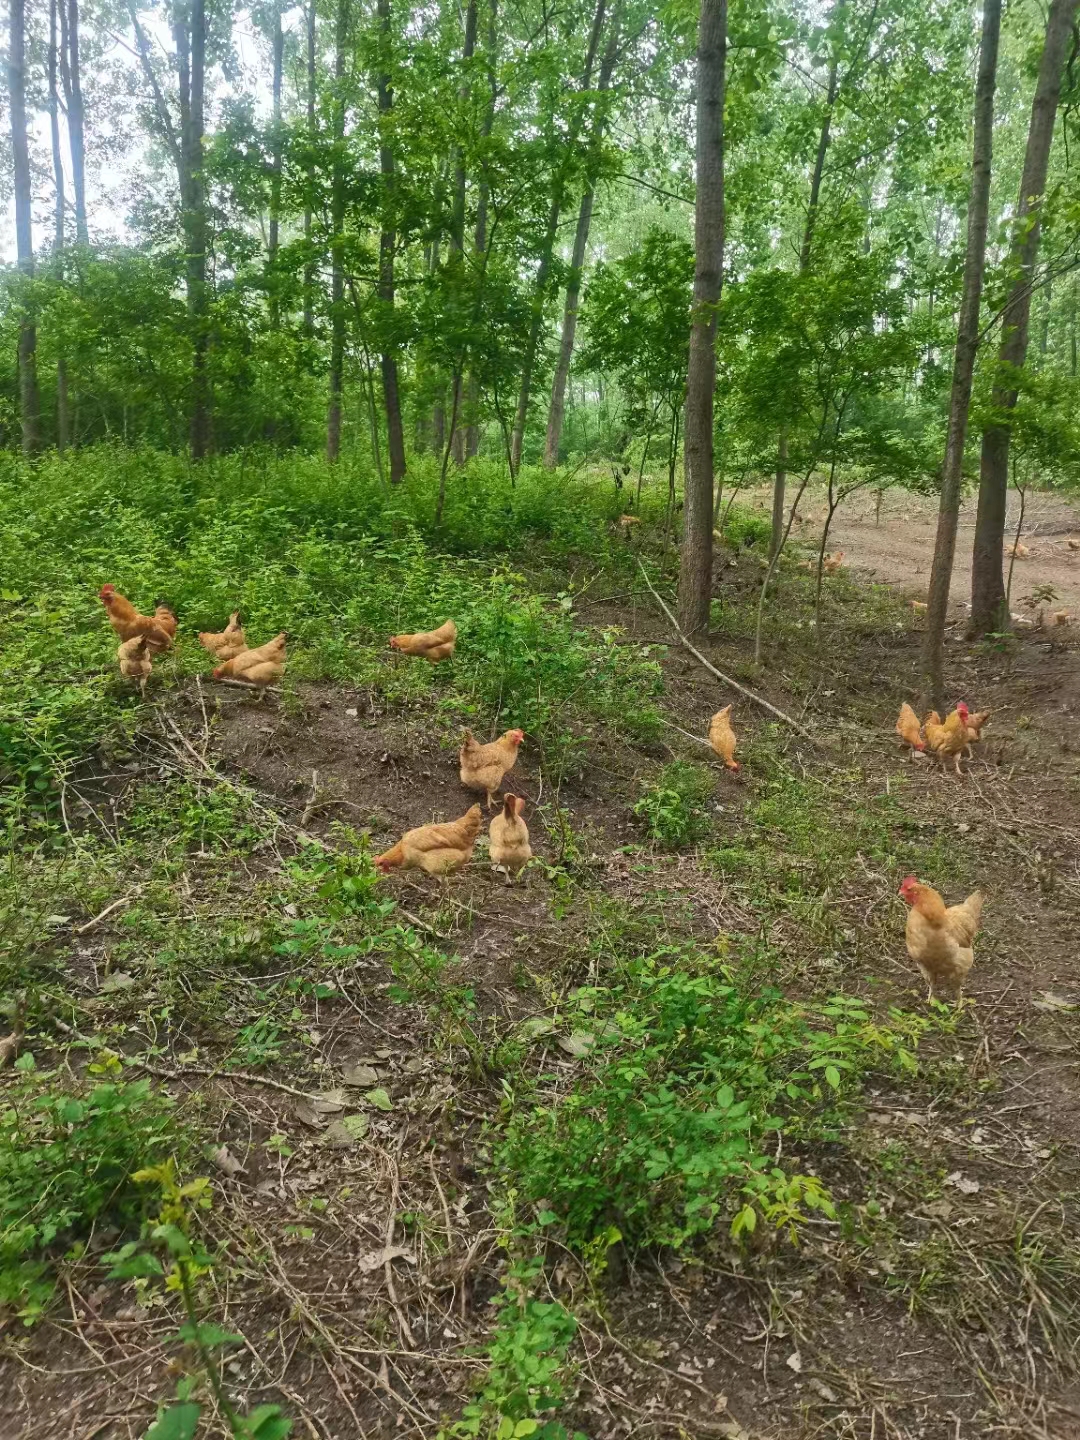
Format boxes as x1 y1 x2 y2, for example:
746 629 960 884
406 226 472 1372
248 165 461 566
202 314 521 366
327 0 349 462
8 0 41 453
920 0 1001 708
969 0 1079 634
303 0 317 335
509 0 607 475
49 0 72 448
463 0 499 460
60 0 89 245
376 0 407 484
677 0 726 634
179 0 210 457
268 2 284 330
449 0 479 466
543 1 622 469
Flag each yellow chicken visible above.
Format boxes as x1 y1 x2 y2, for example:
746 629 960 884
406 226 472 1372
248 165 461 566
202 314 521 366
375 806 483 877
199 612 246 661
459 729 524 809
212 632 286 692
708 706 739 772
117 635 153 696
488 795 532 882
924 703 969 775
895 702 924 754
389 619 457 663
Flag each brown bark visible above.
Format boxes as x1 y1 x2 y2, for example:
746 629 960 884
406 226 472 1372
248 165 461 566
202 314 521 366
676 0 726 635
543 2 621 469
970 0 1079 634
177 0 210 458
920 0 1001 706
464 0 499 459
510 0 607 474
49 0 71 450
376 0 407 483
327 0 349 462
449 0 479 467
8 0 41 453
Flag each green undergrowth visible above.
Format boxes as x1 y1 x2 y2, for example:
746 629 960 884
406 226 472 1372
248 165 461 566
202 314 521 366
0 448 670 819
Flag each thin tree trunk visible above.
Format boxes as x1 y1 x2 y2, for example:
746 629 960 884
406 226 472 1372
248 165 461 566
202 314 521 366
464 0 499 459
677 0 726 634
49 0 71 450
970 0 1079 635
920 0 1001 708
9 0 41 453
543 4 622 468
376 0 407 483
510 0 607 474
175 0 211 459
449 0 479 467
268 3 284 330
63 0 88 244
770 56 839 558
327 0 348 461
303 1 316 335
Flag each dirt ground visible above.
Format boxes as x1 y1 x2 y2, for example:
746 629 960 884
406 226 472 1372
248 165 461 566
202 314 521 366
7 545 1080 1440
742 482 1080 618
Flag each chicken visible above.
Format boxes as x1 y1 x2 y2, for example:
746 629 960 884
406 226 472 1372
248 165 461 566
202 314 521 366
895 702 924 754
823 551 845 575
199 611 246 661
708 706 739 772
389 619 457 664
899 877 984 1001
375 805 483 877
1054 609 1071 626
212 632 286 691
1010 542 1031 559
1068 538 1080 551
616 514 641 540
459 729 524 808
117 635 153 696
910 599 927 616
489 794 532 881
963 708 991 753
99 585 173 652
924 702 969 775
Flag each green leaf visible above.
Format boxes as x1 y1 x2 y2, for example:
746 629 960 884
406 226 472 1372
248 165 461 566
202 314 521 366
824 1065 841 1089
240 1404 293 1440
364 1087 393 1111
143 1402 201 1440
177 1320 243 1349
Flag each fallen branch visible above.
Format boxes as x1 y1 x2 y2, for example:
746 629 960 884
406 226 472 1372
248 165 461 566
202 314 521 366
213 678 282 695
637 559 822 745
134 1059 313 1101
75 891 139 935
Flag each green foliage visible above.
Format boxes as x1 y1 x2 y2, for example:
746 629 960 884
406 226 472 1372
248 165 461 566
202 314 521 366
633 760 716 848
498 950 927 1252
0 1072 180 1321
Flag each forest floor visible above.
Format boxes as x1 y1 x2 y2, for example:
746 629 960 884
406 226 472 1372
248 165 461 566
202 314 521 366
4 467 1080 1440
742 482 1080 618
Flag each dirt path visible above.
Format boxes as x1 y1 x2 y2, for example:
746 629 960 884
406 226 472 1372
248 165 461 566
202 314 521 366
744 483 1080 618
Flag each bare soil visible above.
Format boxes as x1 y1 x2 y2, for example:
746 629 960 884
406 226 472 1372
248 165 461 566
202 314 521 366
6 548 1080 1440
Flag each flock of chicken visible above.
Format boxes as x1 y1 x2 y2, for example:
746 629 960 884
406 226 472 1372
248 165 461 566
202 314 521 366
99 586 985 1000
894 699 990 775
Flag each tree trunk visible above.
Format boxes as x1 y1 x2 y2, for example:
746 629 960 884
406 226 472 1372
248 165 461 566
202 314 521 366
174 0 211 459
63 0 88 244
677 0 726 635
268 3 284 330
376 0 407 483
464 0 499 459
303 0 316 335
543 3 622 469
8 0 41 453
49 0 71 450
970 0 1078 635
510 0 607 474
920 0 1001 707
327 0 349 462
770 56 839 557
449 0 479 467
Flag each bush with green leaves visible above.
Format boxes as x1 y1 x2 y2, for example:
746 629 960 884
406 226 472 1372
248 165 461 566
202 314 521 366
497 950 928 1252
633 760 716 848
0 1066 182 1321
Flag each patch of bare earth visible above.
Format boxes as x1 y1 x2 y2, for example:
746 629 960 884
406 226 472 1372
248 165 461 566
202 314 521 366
6 555 1080 1440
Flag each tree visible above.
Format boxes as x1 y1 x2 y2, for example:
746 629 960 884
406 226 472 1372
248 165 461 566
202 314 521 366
326 0 349 462
677 0 726 636
969 0 1080 635
920 0 1001 708
61 0 89 245
375 0 407 484
8 0 42 453
48 0 71 448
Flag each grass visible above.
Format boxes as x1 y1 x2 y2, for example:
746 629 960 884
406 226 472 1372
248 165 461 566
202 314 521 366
2 451 1078 1438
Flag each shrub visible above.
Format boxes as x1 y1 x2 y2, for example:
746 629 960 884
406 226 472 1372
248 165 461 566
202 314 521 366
633 760 715 848
0 1067 182 1321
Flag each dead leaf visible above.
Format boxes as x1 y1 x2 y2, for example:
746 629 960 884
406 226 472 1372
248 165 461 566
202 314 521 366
808 1378 838 1404
311 1090 347 1115
785 1351 803 1374
556 1031 595 1058
922 1199 953 1220
356 1244 416 1274
519 1017 555 1040
1034 991 1076 1012
343 1064 380 1088
322 1114 370 1148
99 971 135 994
209 1145 247 1179
292 1099 327 1130
944 1171 980 1195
